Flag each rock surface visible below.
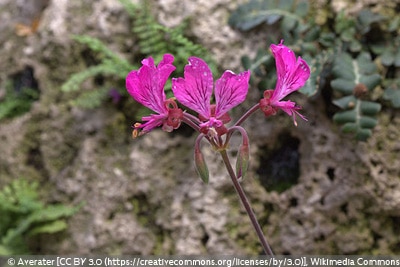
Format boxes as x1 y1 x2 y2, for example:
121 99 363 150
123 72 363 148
0 0 399 255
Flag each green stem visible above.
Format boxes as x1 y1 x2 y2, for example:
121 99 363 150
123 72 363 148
219 150 274 256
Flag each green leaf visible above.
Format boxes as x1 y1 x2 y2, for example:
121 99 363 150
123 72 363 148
359 74 381 90
0 179 42 213
381 49 395 66
30 204 80 223
357 53 378 74
29 220 68 235
281 16 297 32
0 100 20 121
331 53 354 80
241 56 252 70
341 122 358 133
0 244 14 256
331 52 381 94
359 116 378 129
360 101 381 115
228 0 307 31
357 9 384 34
0 179 81 255
332 99 380 141
333 109 357 124
383 86 400 108
332 95 357 109
0 83 39 121
300 51 332 97
356 128 372 141
331 79 355 94
70 87 110 109
61 64 128 92
319 32 335 47
294 1 308 17
118 0 138 17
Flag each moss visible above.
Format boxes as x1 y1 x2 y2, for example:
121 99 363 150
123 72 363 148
130 193 158 229
152 232 175 255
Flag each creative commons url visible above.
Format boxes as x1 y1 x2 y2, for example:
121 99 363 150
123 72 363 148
2 256 400 267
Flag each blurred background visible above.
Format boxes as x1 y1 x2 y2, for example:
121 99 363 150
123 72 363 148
0 0 399 255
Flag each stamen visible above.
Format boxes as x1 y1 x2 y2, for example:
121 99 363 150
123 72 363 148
132 129 139 138
132 123 142 138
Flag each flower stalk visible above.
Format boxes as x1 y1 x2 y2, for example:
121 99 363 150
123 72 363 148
125 41 310 254
219 149 274 256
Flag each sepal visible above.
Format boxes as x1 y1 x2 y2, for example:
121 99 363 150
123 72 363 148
194 134 209 183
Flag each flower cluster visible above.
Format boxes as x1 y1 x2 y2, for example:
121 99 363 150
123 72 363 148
127 41 309 137
126 41 310 180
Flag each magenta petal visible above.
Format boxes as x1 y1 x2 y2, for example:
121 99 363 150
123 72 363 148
270 43 310 101
140 113 166 133
126 70 139 97
273 100 307 124
141 56 155 68
287 57 310 91
156 54 176 91
172 57 213 118
127 66 166 113
126 54 175 114
214 70 250 117
158 53 174 67
270 43 296 83
272 100 297 115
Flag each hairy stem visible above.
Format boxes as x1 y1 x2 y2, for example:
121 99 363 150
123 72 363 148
219 150 274 256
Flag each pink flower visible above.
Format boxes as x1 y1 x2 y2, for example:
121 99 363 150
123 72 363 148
259 41 310 125
126 54 183 137
172 57 250 136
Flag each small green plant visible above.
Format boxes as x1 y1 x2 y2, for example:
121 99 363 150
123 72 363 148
330 53 381 141
0 69 39 121
62 0 215 110
0 179 80 255
61 34 135 108
228 0 308 33
229 0 400 140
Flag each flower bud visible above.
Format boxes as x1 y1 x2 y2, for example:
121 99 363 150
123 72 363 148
236 143 250 180
353 83 368 98
194 147 209 184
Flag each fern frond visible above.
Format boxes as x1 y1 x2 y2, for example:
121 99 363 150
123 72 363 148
62 65 115 92
70 87 110 109
62 0 215 110
0 179 80 255
72 35 118 61
132 8 168 57
118 0 138 18
72 35 133 70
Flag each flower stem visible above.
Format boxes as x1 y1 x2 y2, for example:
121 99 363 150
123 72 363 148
234 103 260 127
219 149 274 256
182 113 201 132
